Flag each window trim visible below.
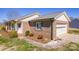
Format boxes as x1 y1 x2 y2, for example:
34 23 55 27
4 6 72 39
56 26 66 28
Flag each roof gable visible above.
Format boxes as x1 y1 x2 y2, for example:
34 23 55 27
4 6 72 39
21 14 39 22
55 12 71 22
16 12 40 21
56 14 69 22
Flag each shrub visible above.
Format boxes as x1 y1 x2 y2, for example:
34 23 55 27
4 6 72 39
37 35 43 39
0 25 6 31
9 30 18 38
25 30 30 36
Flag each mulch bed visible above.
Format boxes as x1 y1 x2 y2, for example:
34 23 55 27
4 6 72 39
26 35 50 43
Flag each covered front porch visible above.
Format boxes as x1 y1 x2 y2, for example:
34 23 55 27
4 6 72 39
24 18 55 43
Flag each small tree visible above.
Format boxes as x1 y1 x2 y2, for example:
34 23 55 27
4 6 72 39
6 10 20 30
0 25 6 31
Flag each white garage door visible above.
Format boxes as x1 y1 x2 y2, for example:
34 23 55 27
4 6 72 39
56 24 67 36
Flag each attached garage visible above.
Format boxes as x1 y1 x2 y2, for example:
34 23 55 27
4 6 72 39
52 12 71 40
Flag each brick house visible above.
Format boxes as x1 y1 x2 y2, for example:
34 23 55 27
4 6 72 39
5 11 71 42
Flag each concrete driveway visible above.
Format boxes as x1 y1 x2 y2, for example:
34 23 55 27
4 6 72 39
45 34 79 48
59 34 79 43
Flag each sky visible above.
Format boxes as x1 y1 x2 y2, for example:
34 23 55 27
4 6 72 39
0 8 79 22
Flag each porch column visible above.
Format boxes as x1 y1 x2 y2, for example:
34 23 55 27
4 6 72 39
10 24 12 30
50 18 54 40
15 23 18 31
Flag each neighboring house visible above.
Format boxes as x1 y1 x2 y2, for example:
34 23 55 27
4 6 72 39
5 11 71 41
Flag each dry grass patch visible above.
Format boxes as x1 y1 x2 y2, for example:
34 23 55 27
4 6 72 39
69 28 79 35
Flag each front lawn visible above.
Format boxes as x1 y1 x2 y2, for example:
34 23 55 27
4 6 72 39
0 36 38 51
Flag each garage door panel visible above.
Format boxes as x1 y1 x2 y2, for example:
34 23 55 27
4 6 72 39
56 24 67 36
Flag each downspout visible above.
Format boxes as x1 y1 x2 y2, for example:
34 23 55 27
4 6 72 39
50 18 54 40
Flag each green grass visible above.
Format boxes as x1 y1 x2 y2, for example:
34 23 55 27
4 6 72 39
63 42 79 51
0 36 38 51
60 42 79 51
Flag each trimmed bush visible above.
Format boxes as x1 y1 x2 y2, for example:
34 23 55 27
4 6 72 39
25 30 30 36
9 30 18 38
37 35 43 39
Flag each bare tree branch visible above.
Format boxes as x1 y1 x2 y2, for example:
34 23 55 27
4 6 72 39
6 10 21 20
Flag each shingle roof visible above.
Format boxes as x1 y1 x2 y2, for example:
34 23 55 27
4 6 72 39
36 11 64 19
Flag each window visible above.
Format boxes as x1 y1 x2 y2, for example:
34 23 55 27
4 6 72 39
18 23 21 28
36 22 42 30
12 25 15 30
